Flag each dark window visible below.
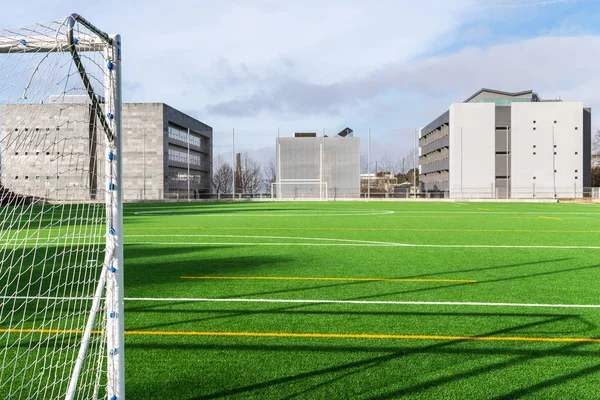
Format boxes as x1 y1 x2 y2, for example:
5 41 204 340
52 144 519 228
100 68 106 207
533 120 536 123
533 152 536 155
575 176 578 179
533 145 536 148
533 177 536 180
575 127 578 130
575 170 578 173
554 121 557 123
575 152 578 155
533 127 536 130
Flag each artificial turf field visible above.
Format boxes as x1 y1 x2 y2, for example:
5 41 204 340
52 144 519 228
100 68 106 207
119 200 600 399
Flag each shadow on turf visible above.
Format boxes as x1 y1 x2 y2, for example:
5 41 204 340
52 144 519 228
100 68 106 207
345 259 600 305
124 245 296 291
125 316 600 399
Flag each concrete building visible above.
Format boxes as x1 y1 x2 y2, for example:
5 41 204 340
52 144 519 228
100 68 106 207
419 89 591 198
0 99 212 201
122 103 212 200
275 131 360 199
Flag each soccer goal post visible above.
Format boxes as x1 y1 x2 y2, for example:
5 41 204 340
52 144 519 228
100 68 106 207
271 180 328 200
0 14 123 400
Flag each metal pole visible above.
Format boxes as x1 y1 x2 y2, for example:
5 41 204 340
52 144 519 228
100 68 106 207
413 127 417 199
367 127 370 200
232 128 235 197
460 127 463 199
187 128 190 201
142 128 146 200
552 125 556 198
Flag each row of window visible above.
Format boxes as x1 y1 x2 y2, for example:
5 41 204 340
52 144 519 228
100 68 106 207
168 172 203 184
168 124 206 148
168 148 202 166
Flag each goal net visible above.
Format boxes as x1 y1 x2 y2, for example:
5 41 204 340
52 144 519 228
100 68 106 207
0 15 123 399
271 180 328 200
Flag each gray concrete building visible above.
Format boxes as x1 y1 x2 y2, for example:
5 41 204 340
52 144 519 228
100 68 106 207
0 100 212 201
275 132 360 199
419 89 591 198
122 103 212 200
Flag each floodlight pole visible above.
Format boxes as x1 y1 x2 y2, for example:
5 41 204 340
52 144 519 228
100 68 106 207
413 127 417 199
367 127 370 200
232 128 235 198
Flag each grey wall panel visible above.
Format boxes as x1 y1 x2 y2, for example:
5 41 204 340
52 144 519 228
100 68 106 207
495 129 511 152
583 108 591 187
495 154 511 177
495 106 511 128
422 110 449 135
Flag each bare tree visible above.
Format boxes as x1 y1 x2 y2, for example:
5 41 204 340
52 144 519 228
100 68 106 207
360 153 369 174
238 152 262 194
212 154 233 194
264 158 277 193
593 129 600 157
377 153 398 175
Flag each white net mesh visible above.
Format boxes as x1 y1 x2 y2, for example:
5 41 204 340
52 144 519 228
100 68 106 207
0 16 115 399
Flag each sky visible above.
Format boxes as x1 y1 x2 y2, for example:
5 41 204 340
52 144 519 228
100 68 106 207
2 0 600 169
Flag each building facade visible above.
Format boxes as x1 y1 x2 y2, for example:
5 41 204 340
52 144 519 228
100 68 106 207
0 100 212 201
122 103 212 200
419 89 591 198
275 133 360 199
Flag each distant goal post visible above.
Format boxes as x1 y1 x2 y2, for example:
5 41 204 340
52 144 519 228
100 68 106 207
271 180 328 200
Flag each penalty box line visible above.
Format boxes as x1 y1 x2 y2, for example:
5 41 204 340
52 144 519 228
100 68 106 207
123 297 600 309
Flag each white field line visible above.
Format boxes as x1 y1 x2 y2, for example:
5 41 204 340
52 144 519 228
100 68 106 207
3 232 600 249
132 211 395 217
4 295 600 309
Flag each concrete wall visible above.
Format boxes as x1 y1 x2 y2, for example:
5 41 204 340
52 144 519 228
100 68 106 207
1 102 213 201
511 102 584 198
449 103 496 198
0 104 106 201
121 103 165 200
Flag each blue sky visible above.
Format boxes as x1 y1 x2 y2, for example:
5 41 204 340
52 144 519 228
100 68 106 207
2 0 599 169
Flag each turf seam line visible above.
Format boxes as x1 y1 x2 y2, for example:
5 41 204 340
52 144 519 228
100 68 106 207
5 296 600 308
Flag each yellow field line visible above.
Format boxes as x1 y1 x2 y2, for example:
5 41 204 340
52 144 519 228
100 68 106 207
538 216 563 221
180 276 476 283
4 328 600 343
126 227 600 233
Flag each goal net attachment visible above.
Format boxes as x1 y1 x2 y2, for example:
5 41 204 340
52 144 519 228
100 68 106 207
0 14 123 400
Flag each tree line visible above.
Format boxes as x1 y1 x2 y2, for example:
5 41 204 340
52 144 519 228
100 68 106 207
212 149 419 194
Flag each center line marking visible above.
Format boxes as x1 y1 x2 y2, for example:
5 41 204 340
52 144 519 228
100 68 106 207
180 276 476 283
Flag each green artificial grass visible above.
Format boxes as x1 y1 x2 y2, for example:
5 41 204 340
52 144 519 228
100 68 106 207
4 200 600 398
119 201 600 399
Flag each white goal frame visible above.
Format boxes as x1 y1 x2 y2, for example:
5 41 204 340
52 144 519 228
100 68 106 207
0 14 124 400
271 180 328 201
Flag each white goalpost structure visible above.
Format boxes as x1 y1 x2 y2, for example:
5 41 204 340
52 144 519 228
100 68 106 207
0 14 123 400
271 180 328 200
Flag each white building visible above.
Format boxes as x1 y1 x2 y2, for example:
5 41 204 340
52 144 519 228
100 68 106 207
419 89 592 198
